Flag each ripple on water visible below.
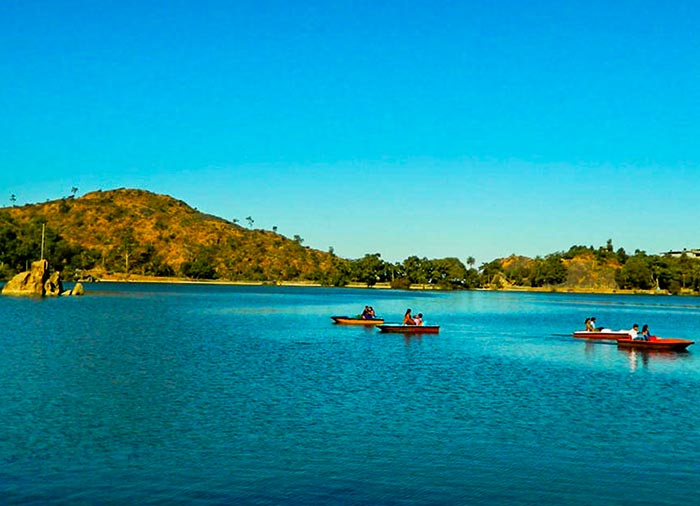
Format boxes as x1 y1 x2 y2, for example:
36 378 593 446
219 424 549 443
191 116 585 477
1 286 700 505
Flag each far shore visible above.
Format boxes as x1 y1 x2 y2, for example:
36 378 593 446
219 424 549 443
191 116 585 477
90 275 394 289
77 273 677 296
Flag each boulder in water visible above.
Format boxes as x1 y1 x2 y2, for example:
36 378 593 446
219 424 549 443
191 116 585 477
71 282 85 296
44 270 64 296
2 260 50 296
61 282 85 296
1 259 72 297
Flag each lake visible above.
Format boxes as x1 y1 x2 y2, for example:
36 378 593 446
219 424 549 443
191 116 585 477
1 284 700 505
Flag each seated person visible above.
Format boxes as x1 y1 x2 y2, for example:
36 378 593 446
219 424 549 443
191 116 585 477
640 324 651 341
413 313 424 326
403 309 416 325
585 317 600 332
628 324 641 340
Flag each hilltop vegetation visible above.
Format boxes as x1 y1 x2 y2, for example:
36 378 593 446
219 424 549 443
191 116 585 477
480 242 700 295
1 189 699 293
0 189 338 283
0 188 478 289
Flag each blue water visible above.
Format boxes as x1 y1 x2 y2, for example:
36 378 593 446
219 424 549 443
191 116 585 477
2 284 700 505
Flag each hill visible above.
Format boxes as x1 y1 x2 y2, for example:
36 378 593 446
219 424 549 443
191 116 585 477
2 190 698 294
0 188 342 282
482 250 622 292
561 251 620 290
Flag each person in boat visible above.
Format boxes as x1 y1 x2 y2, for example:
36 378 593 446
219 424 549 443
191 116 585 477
640 324 651 341
585 318 595 331
628 323 640 340
361 306 374 319
403 308 416 325
368 306 376 318
413 313 424 326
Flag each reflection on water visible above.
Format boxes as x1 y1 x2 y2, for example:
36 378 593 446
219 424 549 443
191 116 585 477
618 346 691 372
402 334 423 346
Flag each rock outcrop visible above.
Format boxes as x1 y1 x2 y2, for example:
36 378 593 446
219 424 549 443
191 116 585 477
61 282 84 296
44 270 63 296
1 259 80 296
2 260 51 296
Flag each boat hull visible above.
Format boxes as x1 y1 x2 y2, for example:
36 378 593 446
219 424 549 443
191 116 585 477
617 338 694 351
331 316 384 325
378 324 440 334
573 330 631 340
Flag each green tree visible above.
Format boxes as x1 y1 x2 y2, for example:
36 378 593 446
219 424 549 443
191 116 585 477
463 267 481 289
430 257 468 289
616 247 628 264
120 230 136 273
616 253 653 289
0 225 20 273
351 253 387 287
531 255 567 287
319 255 351 287
181 257 218 279
403 256 431 286
562 244 593 259
480 259 504 287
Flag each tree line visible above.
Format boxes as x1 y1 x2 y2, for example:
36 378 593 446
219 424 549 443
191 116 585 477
478 241 700 294
1 218 699 294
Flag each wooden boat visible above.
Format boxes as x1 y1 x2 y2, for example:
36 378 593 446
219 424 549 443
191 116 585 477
616 337 694 351
377 324 440 334
331 316 385 325
573 330 632 341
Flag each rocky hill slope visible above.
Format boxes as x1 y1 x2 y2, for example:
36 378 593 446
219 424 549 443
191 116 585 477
0 188 339 282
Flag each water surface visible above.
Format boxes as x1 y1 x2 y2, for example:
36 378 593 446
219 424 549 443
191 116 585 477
1 285 699 505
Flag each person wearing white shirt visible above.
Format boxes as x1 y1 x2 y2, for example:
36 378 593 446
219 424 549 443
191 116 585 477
628 324 640 340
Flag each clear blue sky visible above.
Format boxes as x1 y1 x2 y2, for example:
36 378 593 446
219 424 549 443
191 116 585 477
2 1 699 264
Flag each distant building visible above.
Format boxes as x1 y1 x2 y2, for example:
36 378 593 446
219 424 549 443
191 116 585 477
665 249 700 259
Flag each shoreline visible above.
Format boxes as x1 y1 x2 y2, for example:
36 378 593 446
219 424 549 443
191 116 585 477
81 274 678 295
